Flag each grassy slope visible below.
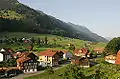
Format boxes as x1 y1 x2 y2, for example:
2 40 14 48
24 58 120 79
0 32 106 48
0 32 85 48
0 32 107 54
24 66 96 79
24 66 67 79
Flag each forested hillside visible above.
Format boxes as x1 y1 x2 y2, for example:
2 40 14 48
0 0 108 42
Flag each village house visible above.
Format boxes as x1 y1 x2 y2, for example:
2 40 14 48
0 48 13 62
105 55 116 64
74 48 90 58
115 50 120 64
0 67 19 77
13 51 23 59
94 47 104 54
38 49 60 67
61 50 73 59
71 56 90 68
16 52 38 73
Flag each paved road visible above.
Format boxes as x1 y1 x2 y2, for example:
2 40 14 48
11 63 69 79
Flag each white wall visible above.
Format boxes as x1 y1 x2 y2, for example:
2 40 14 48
39 62 52 67
63 52 73 59
63 54 66 59
0 53 3 62
105 60 115 64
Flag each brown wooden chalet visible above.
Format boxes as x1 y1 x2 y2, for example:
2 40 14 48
71 56 90 68
74 48 90 58
16 52 38 73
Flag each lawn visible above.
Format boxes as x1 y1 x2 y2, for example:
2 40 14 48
0 32 107 49
24 66 67 79
91 42 107 48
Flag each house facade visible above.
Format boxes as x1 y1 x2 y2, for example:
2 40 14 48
71 56 90 68
38 49 60 67
0 48 12 62
105 55 116 64
94 47 104 54
74 48 89 57
62 50 73 59
115 50 120 64
16 52 38 73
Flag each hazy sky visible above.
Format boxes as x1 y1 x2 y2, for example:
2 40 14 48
18 0 120 37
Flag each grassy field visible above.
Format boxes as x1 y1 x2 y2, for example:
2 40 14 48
0 32 86 48
24 58 120 79
24 65 97 79
0 32 107 49
0 32 107 56
24 66 67 79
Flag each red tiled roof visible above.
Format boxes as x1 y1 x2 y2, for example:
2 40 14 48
59 50 69 54
74 48 88 54
71 56 89 65
13 52 30 58
94 47 104 52
39 49 57 56
16 52 37 63
38 49 69 56
17 56 31 63
0 67 19 71
13 52 22 57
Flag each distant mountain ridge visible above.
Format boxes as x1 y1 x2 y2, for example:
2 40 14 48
105 37 114 41
0 0 108 42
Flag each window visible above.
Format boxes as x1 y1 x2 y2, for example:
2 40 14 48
28 67 30 71
24 63 26 66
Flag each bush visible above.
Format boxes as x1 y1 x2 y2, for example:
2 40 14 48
104 37 120 54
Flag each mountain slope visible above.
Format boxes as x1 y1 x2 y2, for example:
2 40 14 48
0 0 108 42
105 37 113 41
67 22 108 42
